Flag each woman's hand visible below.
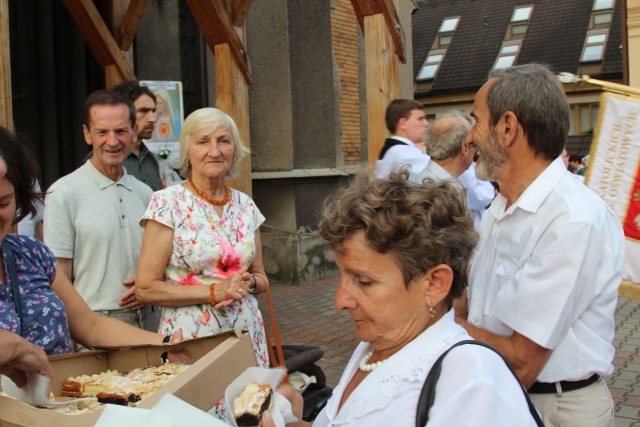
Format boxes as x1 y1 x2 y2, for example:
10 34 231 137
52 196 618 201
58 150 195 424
163 331 192 364
212 269 251 309
258 384 307 427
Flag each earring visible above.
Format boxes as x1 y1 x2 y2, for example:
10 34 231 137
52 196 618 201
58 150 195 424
232 157 237 164
186 158 191 166
429 306 436 318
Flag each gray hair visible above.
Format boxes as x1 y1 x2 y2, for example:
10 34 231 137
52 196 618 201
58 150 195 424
178 108 250 178
487 64 569 159
426 111 472 160
318 168 477 309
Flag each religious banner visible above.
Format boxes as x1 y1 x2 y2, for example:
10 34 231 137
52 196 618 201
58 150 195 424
586 92 640 285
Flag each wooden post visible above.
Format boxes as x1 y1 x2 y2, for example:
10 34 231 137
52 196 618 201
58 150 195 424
0 0 13 130
628 0 640 88
215 43 252 196
365 13 400 164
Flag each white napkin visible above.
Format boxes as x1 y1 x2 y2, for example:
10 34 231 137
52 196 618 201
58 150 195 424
223 367 297 427
1 373 95 407
96 394 229 427
1 373 51 406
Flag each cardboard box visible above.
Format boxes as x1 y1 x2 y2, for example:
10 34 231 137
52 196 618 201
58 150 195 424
0 331 256 427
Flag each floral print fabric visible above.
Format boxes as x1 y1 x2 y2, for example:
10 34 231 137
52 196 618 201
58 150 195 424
0 234 72 355
141 185 269 367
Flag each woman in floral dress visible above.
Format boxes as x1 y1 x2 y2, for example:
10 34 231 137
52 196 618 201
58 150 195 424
136 108 270 368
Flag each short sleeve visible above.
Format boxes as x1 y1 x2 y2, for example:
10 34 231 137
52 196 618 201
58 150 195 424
43 183 76 259
140 188 176 230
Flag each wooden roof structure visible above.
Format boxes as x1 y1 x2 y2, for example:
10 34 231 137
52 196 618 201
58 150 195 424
0 0 410 192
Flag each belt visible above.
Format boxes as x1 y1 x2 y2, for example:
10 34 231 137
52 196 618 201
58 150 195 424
527 373 600 394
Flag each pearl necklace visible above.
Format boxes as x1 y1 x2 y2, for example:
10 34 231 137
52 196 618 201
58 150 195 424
359 349 387 372
189 177 231 206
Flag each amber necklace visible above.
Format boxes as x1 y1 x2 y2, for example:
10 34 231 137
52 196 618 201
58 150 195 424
189 176 231 206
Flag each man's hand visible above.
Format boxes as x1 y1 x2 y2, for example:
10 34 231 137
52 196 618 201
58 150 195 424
119 276 145 310
0 331 53 389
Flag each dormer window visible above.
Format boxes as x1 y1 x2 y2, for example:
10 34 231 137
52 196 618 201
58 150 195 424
593 0 614 10
505 5 533 40
439 17 459 33
494 5 532 69
581 31 608 62
418 17 461 83
417 51 445 81
512 6 532 22
433 16 460 49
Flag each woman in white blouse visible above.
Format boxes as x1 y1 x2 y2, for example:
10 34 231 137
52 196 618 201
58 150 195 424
264 170 538 427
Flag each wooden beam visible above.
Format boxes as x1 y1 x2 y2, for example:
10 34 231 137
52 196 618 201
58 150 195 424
365 13 400 164
232 0 253 27
61 0 136 84
215 43 252 196
350 0 405 63
186 0 251 85
119 0 149 51
0 0 12 130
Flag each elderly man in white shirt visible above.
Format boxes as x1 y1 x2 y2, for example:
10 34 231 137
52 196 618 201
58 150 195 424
455 64 624 427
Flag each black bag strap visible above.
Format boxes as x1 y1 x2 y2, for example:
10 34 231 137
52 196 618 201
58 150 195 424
2 239 23 336
415 340 544 427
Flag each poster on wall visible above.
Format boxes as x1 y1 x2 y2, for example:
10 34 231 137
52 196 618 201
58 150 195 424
140 80 184 153
140 81 184 185
586 91 640 285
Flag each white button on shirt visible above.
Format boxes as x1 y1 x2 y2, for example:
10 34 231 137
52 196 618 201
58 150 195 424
468 157 625 383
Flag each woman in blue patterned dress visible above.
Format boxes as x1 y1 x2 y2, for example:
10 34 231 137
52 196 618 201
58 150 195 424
136 108 270 368
0 127 181 356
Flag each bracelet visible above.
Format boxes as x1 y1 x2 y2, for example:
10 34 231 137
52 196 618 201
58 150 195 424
209 284 217 305
248 273 257 293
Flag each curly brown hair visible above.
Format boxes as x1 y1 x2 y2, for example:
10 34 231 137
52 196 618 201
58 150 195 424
318 169 477 308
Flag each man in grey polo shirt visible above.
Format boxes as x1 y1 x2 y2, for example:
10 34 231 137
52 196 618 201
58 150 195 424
44 90 153 330
85 81 164 192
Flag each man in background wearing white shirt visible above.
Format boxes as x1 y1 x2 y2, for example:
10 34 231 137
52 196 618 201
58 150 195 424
455 64 623 426
373 99 429 181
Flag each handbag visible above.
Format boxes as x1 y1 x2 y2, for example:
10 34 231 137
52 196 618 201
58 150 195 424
415 340 544 427
2 240 23 336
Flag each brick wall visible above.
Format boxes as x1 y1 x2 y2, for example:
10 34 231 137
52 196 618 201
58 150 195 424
331 0 362 164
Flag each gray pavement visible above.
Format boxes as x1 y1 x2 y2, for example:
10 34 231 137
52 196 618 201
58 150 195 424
258 277 640 425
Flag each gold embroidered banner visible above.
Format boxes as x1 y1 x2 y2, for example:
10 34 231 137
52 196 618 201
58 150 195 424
586 92 640 285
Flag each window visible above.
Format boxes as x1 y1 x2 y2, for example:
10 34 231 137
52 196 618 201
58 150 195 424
417 51 445 80
505 5 532 41
569 103 600 135
594 12 612 25
593 0 614 11
500 45 519 55
439 34 453 46
419 17 461 84
512 6 532 22
439 17 460 33
581 31 607 62
494 42 521 69
495 56 516 69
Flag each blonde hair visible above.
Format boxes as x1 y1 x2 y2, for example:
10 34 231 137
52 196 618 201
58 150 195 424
179 108 250 178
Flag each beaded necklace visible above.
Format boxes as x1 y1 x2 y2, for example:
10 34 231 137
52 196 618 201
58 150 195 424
189 176 231 206
358 349 388 372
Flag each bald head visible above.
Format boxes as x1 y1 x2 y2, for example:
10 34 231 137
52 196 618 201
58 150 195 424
426 114 472 160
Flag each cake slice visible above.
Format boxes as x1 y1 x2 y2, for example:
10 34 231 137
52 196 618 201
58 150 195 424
233 383 274 427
